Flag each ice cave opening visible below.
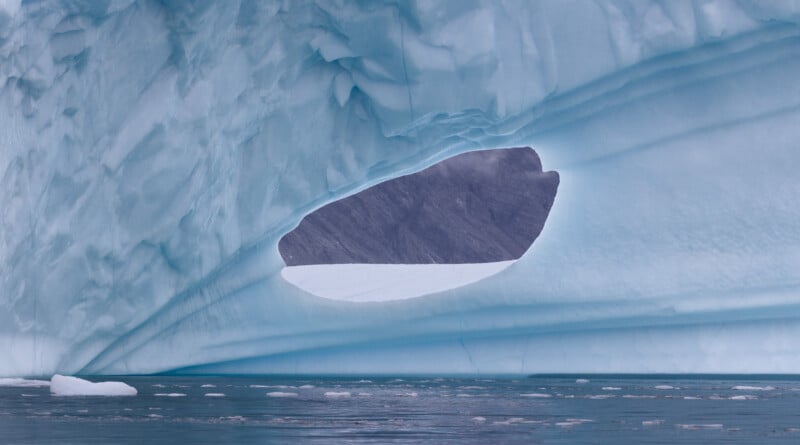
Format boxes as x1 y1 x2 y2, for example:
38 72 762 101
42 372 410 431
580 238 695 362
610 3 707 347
278 147 559 302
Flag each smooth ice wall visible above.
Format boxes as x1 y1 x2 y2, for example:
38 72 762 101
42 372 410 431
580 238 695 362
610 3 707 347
1 0 800 375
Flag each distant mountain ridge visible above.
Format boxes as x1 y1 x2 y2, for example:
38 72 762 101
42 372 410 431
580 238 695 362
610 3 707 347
279 147 559 265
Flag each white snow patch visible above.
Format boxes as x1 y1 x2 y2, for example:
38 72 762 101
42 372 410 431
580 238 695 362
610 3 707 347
281 261 515 302
50 375 137 396
0 378 50 387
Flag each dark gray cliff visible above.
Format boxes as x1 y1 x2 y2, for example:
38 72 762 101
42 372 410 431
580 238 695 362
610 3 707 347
279 147 559 265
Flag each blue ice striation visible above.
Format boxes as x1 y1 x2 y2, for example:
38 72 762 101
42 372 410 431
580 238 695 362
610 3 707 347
2 0 800 376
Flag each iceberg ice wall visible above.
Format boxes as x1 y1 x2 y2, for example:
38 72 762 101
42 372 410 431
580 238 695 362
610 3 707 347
2 0 800 376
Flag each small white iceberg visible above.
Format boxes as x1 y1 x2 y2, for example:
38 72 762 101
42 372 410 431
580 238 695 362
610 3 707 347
324 391 351 398
732 385 775 391
266 392 298 398
50 375 137 396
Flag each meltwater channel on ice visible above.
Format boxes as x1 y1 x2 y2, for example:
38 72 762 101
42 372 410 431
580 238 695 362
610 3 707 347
2 0 800 377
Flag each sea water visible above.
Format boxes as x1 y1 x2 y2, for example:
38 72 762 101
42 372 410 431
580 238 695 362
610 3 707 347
2 375 799 444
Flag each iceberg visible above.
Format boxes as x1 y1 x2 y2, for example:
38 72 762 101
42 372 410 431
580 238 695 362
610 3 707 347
50 374 137 396
2 0 800 376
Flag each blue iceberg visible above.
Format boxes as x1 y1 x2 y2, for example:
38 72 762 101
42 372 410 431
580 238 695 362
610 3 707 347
2 0 800 376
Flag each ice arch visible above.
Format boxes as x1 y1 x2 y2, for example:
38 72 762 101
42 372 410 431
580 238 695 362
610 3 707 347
2 1 800 375
278 147 558 302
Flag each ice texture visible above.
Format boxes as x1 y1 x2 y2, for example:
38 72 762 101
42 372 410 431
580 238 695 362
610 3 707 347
50 375 137 396
2 1 800 376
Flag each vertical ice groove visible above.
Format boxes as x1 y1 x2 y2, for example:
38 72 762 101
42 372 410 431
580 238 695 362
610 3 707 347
2 0 800 375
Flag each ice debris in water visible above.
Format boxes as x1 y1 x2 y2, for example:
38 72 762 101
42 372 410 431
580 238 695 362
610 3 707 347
0 378 50 387
324 391 351 398
50 375 137 396
266 392 298 398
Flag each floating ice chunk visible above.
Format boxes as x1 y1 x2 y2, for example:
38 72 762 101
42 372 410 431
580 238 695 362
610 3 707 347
729 395 758 400
676 424 723 430
50 375 137 396
324 391 351 398
0 378 50 387
732 385 775 391
266 392 298 398
556 418 593 427
493 417 526 425
154 393 186 397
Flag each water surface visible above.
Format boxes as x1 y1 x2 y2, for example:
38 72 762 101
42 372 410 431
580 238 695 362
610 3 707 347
2 375 799 444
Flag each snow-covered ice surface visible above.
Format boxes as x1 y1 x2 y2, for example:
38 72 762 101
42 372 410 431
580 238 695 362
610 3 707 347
49 375 137 396
281 262 515 302
3 1 800 375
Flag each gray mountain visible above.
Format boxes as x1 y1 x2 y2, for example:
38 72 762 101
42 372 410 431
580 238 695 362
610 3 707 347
279 147 559 265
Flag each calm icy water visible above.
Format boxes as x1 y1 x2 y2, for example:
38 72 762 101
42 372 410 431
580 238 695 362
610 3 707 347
2 375 800 444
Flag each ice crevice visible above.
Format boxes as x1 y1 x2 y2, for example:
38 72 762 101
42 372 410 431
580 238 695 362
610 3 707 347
2 0 800 375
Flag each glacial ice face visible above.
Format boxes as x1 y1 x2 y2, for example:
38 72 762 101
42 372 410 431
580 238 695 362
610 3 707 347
2 0 800 376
